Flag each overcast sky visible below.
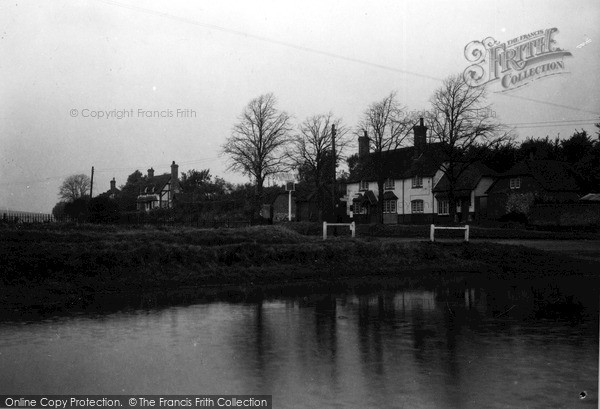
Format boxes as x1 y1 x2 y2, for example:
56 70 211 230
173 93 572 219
1 0 599 213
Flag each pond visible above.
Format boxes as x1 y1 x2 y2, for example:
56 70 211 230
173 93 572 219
0 278 597 409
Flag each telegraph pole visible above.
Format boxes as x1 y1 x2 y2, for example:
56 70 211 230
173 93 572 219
90 166 94 198
331 124 336 220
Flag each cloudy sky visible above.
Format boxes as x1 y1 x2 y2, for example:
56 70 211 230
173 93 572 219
1 0 599 213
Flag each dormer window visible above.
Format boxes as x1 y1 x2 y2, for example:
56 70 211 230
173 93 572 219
384 178 395 190
412 176 423 188
359 180 369 191
509 177 521 189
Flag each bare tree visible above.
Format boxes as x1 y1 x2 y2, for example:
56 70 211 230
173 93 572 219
290 113 350 221
222 93 293 213
358 91 414 223
59 174 90 202
428 73 513 221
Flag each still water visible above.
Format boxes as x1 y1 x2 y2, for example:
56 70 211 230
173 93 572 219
0 279 597 409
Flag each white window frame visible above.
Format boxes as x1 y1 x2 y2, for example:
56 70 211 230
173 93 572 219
509 177 521 189
437 199 449 215
383 199 397 214
359 180 369 191
412 176 423 188
384 178 395 190
411 200 424 213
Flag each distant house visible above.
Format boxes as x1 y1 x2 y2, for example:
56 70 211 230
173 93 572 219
432 162 496 223
98 178 120 200
136 161 181 211
345 118 445 224
485 160 582 220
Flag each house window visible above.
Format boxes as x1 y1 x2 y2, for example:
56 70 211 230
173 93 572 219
383 199 397 213
384 178 395 190
353 203 364 214
359 180 369 191
412 176 423 188
510 177 521 189
438 199 449 215
411 200 424 213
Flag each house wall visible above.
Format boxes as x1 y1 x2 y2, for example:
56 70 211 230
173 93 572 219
529 202 600 227
346 176 437 224
486 176 579 220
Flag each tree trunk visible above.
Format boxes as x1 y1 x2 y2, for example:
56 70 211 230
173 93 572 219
377 178 384 224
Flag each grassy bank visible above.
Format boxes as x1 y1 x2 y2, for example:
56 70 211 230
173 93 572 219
282 221 600 239
1 224 598 312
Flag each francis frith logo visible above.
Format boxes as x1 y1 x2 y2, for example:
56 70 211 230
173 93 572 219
463 28 572 90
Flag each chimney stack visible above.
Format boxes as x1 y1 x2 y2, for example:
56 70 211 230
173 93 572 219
147 168 154 178
413 117 428 156
110 178 116 191
358 130 370 159
171 161 180 192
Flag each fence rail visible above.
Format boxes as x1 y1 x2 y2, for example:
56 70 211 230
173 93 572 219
430 224 470 242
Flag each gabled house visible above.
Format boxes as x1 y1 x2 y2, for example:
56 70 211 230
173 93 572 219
432 162 497 222
136 161 181 211
344 118 445 224
485 160 582 220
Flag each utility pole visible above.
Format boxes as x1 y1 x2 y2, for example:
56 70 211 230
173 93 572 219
331 124 336 221
90 166 94 198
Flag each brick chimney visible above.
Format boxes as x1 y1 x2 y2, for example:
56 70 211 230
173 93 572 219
147 167 154 178
171 161 180 192
413 117 428 157
110 178 116 191
358 130 370 158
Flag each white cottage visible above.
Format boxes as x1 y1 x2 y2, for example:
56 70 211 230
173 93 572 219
344 119 445 224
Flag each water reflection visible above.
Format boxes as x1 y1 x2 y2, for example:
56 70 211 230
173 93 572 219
0 279 596 408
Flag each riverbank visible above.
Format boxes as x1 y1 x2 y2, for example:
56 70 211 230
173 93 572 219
1 224 598 313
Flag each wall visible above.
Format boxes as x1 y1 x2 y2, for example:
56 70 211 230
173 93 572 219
529 203 600 227
346 176 437 224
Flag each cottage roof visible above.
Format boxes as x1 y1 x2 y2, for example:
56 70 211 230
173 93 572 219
348 143 444 183
491 160 581 192
139 174 171 194
433 162 496 194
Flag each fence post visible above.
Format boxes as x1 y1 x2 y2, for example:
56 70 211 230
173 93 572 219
465 225 470 242
323 222 327 240
430 224 435 242
350 222 355 238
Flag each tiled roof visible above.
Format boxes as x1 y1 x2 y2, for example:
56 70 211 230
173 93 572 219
348 143 444 183
383 191 398 200
433 162 496 193
140 174 171 194
497 160 581 192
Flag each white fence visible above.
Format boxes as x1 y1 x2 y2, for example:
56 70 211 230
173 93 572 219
322 222 355 240
430 224 470 242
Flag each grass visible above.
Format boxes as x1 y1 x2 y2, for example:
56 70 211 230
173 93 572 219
283 221 600 240
1 223 598 312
